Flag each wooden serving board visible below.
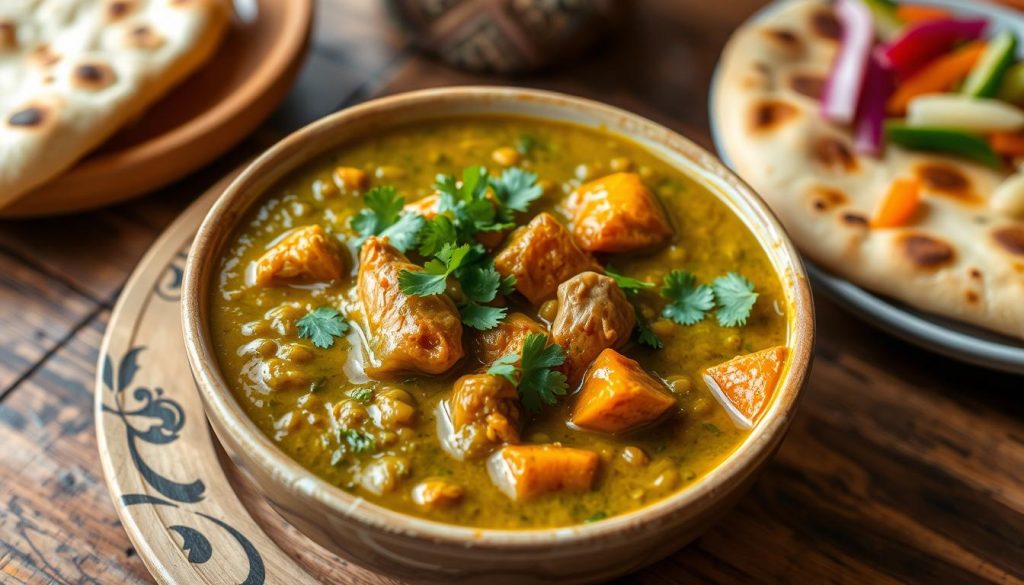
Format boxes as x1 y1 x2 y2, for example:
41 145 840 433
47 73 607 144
93 171 395 584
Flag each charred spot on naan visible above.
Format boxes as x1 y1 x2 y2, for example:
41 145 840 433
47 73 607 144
790 72 825 100
763 28 805 56
106 0 138 21
810 7 841 41
812 136 858 173
750 100 799 133
0 20 17 51
125 25 166 50
839 211 870 227
7 106 48 130
992 226 1024 256
915 163 980 204
809 186 847 212
73 63 117 92
968 267 983 280
30 44 60 68
965 290 980 304
899 233 956 270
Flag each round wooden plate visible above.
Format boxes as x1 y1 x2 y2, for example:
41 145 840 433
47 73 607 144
93 172 393 584
0 0 312 219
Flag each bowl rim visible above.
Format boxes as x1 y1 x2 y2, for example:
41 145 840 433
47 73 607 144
182 85 815 549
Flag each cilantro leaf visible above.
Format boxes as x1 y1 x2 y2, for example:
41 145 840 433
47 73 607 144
398 243 471 296
490 167 543 218
459 302 508 331
518 333 568 412
486 332 567 412
632 304 664 349
338 428 375 454
350 186 423 252
379 212 424 253
417 215 458 257
460 263 502 303
712 272 758 327
347 388 373 403
487 353 520 385
434 166 513 239
296 307 349 349
606 265 655 295
498 274 517 296
661 270 714 325
515 134 536 155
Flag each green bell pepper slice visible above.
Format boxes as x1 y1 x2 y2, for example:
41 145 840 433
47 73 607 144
885 121 1003 167
963 30 1018 98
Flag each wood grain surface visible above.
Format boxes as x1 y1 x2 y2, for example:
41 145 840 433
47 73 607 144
0 0 1021 583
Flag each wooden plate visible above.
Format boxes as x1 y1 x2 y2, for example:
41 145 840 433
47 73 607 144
707 0 1024 374
0 0 312 219
93 171 378 584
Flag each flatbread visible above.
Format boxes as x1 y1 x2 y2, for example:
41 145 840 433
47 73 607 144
714 0 1024 340
0 0 230 206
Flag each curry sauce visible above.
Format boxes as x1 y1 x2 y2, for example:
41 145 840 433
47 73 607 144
209 117 788 529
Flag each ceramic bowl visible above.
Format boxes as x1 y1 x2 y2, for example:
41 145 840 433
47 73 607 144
182 86 815 584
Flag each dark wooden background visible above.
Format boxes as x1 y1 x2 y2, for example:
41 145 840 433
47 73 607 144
1 1 1022 583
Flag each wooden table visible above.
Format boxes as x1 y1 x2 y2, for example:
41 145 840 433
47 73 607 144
1 1 1021 583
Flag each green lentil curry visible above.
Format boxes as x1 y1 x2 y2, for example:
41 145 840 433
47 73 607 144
210 116 789 529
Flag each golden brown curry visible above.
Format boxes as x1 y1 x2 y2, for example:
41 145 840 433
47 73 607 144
210 116 788 528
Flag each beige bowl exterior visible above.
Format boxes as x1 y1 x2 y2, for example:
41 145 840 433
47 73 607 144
182 87 814 584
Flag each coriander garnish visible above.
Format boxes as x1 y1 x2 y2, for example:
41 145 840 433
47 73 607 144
349 185 424 252
296 306 349 349
488 333 568 412
660 270 715 325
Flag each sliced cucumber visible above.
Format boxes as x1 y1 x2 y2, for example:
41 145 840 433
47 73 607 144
998 62 1024 105
862 0 903 41
963 30 1018 98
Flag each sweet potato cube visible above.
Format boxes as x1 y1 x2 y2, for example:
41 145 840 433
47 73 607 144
571 349 675 434
567 172 672 253
703 346 788 428
494 212 602 304
487 445 599 501
403 193 441 219
254 225 345 286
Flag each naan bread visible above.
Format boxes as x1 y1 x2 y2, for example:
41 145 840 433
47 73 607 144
0 0 230 206
715 0 1024 340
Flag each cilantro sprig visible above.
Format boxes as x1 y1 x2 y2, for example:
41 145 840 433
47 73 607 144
487 333 568 413
659 270 758 327
350 186 424 252
296 307 349 349
607 266 661 349
661 271 715 325
712 273 759 327
398 243 515 330
398 243 471 296
489 167 544 222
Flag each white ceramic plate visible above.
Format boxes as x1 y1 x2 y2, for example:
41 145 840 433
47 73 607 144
708 0 1024 374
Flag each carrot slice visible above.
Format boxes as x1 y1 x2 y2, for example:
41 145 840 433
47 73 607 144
993 0 1024 10
990 131 1024 157
896 5 953 24
872 178 922 228
887 42 987 115
703 346 787 429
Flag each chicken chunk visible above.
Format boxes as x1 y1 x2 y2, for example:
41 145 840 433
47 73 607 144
254 225 345 286
487 445 600 501
439 374 522 461
551 272 635 384
567 172 672 253
450 374 522 444
412 480 464 511
470 312 548 366
493 212 602 304
572 349 676 434
357 236 464 376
